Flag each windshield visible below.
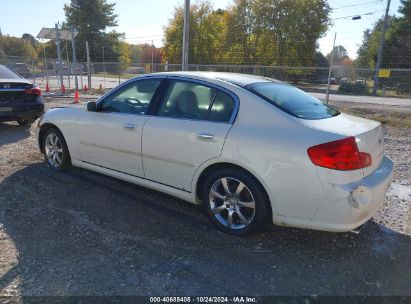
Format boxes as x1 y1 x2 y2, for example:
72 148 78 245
0 65 21 79
247 82 340 120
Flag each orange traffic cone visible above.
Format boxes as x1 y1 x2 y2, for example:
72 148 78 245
83 84 88 93
74 90 79 104
61 84 66 94
45 82 50 92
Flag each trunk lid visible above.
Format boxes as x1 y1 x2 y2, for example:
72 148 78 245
301 113 384 177
0 81 36 103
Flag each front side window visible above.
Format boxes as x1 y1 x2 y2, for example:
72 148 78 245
247 82 340 120
157 80 235 122
100 78 161 115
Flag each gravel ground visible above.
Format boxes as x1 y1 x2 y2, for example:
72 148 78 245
0 99 410 298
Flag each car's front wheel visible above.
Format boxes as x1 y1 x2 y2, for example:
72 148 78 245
201 168 270 236
42 128 71 170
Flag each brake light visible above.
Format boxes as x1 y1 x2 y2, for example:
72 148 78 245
24 87 42 96
307 136 372 170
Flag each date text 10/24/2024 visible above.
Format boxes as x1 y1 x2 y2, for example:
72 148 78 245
150 297 257 303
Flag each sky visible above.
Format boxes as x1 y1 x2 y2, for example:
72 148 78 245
0 0 404 59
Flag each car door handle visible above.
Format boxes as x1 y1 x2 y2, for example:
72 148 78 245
123 123 137 130
197 133 215 141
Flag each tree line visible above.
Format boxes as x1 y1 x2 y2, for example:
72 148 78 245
1 0 411 69
163 0 331 66
356 0 411 69
0 0 162 67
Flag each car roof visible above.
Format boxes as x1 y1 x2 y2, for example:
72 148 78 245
151 71 279 87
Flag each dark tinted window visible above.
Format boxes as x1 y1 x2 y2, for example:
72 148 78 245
209 91 235 123
100 79 161 115
158 80 216 120
0 65 20 79
247 82 340 120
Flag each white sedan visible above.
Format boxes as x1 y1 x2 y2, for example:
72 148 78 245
36 72 393 236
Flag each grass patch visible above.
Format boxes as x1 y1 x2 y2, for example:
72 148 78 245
335 105 411 128
92 73 136 80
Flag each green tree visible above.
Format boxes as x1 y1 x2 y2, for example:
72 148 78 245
163 0 330 66
257 0 330 66
356 0 411 68
0 28 5 57
163 1 227 64
0 35 37 59
222 0 263 64
116 41 131 70
314 51 329 67
326 45 349 65
21 33 39 48
64 0 123 63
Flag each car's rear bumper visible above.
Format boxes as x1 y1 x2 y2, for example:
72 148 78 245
307 155 394 232
0 102 44 122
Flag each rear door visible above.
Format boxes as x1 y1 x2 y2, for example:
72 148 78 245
76 77 163 177
142 78 238 192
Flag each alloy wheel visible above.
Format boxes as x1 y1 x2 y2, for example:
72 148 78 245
209 177 256 230
45 133 64 168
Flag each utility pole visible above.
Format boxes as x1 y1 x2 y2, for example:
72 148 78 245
43 48 49 85
326 32 337 104
0 27 4 57
86 41 91 89
55 23 64 90
71 27 79 91
151 40 154 72
102 46 109 85
373 0 391 95
182 0 190 71
65 41 71 88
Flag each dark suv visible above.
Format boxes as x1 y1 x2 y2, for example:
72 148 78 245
0 65 44 126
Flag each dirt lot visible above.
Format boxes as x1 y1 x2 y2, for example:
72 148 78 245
0 99 410 298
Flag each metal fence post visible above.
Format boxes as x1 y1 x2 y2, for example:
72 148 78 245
326 32 337 104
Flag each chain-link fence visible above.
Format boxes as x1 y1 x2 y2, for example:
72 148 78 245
1 56 411 105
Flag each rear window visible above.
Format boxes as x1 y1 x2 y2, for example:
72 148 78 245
247 82 340 120
0 65 20 79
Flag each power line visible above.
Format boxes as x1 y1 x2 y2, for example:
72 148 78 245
124 35 163 40
331 9 385 20
333 0 383 10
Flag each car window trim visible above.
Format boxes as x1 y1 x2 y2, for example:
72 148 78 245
206 90 218 120
96 75 167 115
152 76 239 124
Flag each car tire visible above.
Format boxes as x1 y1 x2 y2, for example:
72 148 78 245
201 168 270 236
17 118 34 126
42 128 71 170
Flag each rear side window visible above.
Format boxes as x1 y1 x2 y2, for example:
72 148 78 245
157 80 235 123
247 82 340 120
158 80 216 120
0 65 20 79
209 91 235 123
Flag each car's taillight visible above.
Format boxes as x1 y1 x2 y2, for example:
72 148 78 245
24 87 42 96
307 136 372 170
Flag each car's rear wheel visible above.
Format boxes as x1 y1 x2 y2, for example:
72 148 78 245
43 128 71 170
17 118 34 126
201 168 270 236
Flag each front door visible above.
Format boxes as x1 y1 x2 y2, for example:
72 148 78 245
77 78 162 177
142 78 237 192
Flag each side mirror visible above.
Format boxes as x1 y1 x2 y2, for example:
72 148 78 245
86 101 98 112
